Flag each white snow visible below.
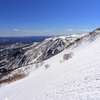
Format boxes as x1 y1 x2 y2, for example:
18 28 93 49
0 36 100 100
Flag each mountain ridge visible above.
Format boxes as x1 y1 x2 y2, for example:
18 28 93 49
0 28 100 83
0 28 100 99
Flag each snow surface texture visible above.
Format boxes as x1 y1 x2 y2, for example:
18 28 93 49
1 32 100 99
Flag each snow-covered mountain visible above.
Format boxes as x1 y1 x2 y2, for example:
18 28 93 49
0 28 100 100
0 34 78 76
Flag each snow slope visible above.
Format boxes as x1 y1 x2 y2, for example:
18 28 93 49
0 34 100 99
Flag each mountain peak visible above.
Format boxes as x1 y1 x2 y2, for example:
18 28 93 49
94 27 100 32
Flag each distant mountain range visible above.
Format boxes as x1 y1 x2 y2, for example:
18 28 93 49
0 36 50 45
0 28 100 83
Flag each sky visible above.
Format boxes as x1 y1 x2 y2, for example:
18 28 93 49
0 0 100 36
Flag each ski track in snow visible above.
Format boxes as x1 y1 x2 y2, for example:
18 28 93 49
1 37 100 100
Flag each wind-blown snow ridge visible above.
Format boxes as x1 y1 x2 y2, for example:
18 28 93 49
0 28 100 99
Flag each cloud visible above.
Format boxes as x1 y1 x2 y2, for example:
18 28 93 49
66 28 91 33
66 28 73 32
13 28 20 32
